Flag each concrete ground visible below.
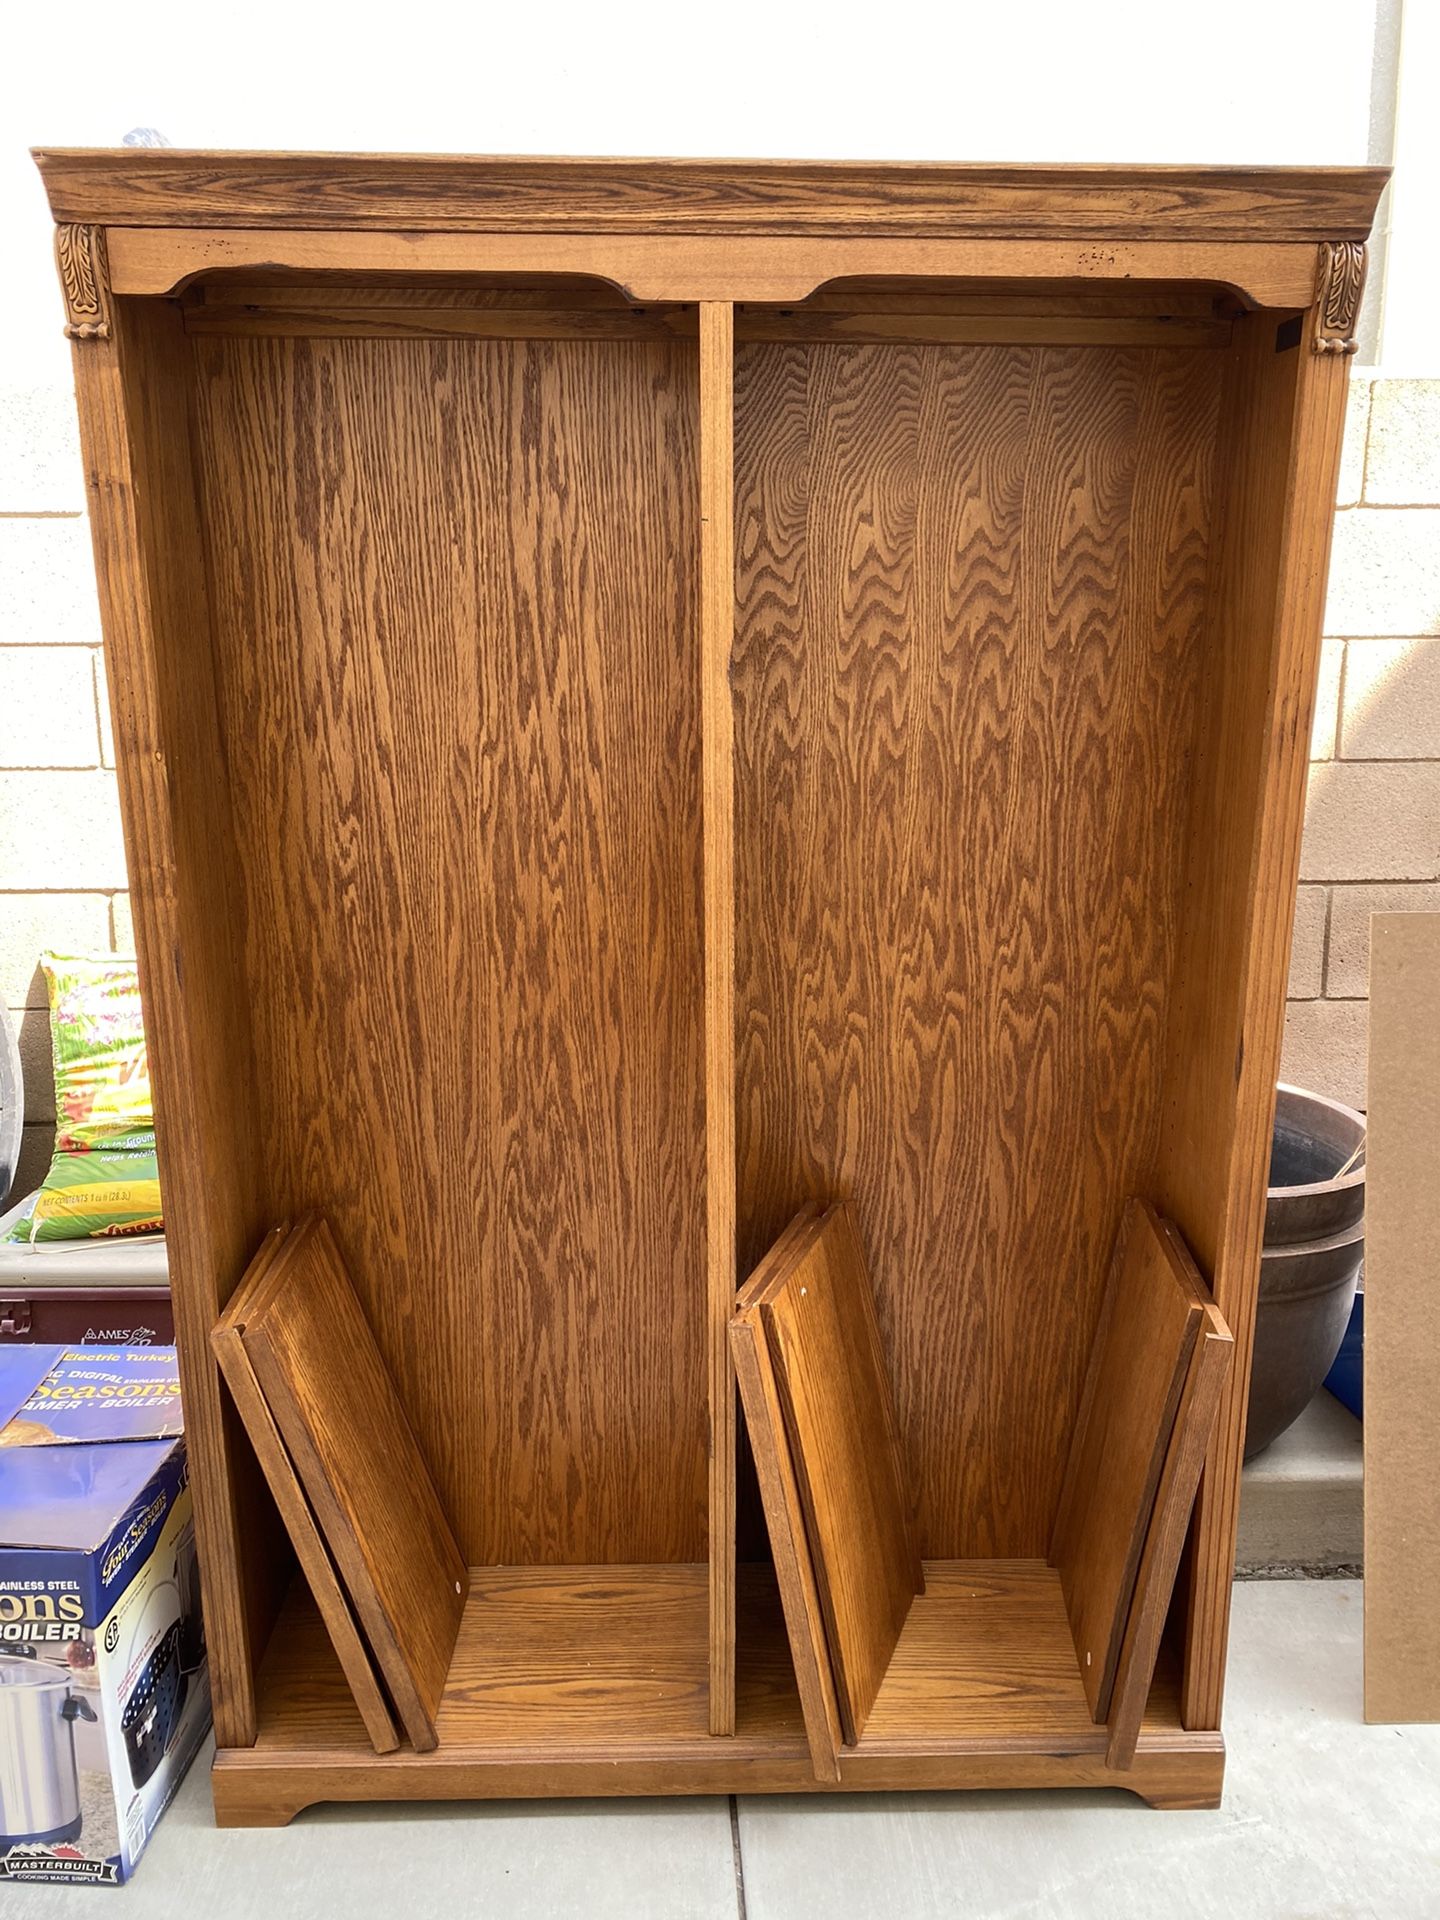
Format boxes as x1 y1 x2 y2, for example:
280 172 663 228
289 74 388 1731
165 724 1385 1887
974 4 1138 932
6 1581 1436 1919
1236 1390 1364 1576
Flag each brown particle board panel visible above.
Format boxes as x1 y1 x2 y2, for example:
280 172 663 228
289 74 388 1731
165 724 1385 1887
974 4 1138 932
234 1215 468 1751
760 1204 923 1742
190 329 707 1568
733 339 1223 1560
1364 912 1440 1724
1050 1200 1201 1723
211 1226 400 1755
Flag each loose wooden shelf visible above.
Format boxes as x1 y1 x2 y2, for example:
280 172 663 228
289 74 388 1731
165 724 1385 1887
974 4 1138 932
36 148 1385 1828
215 1561 1219 1825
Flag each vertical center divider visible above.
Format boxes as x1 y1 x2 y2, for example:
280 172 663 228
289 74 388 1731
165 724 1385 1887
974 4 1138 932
700 301 738 1736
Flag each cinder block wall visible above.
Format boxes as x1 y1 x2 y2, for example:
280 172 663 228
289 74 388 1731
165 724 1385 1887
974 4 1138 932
0 387 131 1200
1283 376 1440 1112
2 375 1437 1198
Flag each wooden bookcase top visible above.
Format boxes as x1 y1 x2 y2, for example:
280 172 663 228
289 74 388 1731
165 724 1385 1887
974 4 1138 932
32 149 1388 241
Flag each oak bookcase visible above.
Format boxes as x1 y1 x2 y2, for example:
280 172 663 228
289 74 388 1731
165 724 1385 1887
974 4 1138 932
35 150 1385 1824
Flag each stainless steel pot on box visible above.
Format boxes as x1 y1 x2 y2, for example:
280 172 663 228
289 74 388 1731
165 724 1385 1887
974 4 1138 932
0 1653 98 1848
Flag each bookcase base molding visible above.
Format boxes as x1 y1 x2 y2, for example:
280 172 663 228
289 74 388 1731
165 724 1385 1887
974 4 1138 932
212 1734 1226 1827
210 1565 1224 1826
35 149 1385 1827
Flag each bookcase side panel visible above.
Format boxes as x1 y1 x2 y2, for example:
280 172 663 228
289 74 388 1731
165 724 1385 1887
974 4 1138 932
68 288 283 1747
1152 302 1353 1728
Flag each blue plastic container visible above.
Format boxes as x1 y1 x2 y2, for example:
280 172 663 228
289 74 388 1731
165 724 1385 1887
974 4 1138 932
1324 1286 1363 1420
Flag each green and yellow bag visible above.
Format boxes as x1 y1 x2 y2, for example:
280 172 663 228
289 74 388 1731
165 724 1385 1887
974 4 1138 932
4 953 163 1244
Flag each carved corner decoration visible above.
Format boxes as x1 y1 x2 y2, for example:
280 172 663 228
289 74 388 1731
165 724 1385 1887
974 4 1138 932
1314 240 1366 355
56 223 112 341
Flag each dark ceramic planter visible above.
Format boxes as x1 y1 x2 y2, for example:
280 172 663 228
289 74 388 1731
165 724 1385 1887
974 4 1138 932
1244 1085 1366 1460
1264 1084 1366 1246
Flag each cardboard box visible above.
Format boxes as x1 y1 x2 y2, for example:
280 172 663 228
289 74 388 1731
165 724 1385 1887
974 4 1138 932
0 1347 210 1886
1364 913 1440 1724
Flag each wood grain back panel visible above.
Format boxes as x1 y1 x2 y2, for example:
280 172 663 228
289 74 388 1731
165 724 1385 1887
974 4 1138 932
760 1204 922 1742
733 339 1221 1559
212 1226 400 1754
1107 1285 1231 1766
191 331 706 1566
1050 1200 1203 1723
237 1214 468 1750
